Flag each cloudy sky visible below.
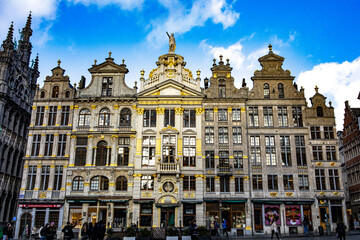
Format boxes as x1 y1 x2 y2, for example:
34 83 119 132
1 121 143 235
1 0 360 130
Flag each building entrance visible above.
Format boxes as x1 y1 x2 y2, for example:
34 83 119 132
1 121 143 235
161 207 175 227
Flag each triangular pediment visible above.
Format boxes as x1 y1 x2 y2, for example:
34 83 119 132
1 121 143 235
138 79 204 97
182 129 197 135
88 59 128 74
258 52 285 61
142 129 157 135
160 126 179 134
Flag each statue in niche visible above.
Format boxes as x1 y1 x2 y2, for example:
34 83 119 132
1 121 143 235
166 32 176 53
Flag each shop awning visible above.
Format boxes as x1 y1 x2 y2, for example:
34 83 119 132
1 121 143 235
252 200 282 204
155 203 180 208
99 199 129 203
133 199 154 203
181 200 203 204
252 199 315 205
222 200 247 203
204 199 220 203
67 199 97 203
283 200 314 205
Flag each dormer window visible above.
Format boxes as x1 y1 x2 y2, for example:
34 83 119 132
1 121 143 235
102 77 113 96
219 79 226 98
264 83 270 98
278 83 284 98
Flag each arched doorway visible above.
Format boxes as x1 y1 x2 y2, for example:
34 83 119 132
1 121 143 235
20 212 32 238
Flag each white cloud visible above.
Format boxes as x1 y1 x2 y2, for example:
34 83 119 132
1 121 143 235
271 31 296 48
200 39 268 87
68 0 144 10
146 0 240 48
297 58 360 130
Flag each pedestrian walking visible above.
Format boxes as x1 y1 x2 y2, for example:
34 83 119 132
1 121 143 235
303 216 309 236
31 227 37 240
189 220 198 240
3 223 13 240
47 222 56 240
336 222 347 240
222 218 228 237
40 224 49 240
81 223 90 240
270 219 280 240
97 221 106 240
62 222 76 240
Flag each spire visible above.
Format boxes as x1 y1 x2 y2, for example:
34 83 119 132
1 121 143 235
2 22 14 49
21 12 33 42
34 54 39 71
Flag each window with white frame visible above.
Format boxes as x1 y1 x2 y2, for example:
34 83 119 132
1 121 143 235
299 175 309 191
218 109 228 121
263 107 273 127
164 109 175 127
101 77 113 96
278 107 288 127
40 165 50 190
329 169 340 190
206 177 215 192
48 106 57 126
90 176 109 191
232 108 241 121
61 106 70 125
72 176 84 191
249 107 259 127
98 108 110 126
141 175 154 191
78 109 90 126
295 136 307 166
235 177 244 192
205 109 214 121
250 136 261 166
280 136 291 166
218 127 228 144
233 151 243 169
326 146 336 161
143 110 156 127
44 134 54 156
265 136 276 166
142 136 155 166
35 106 45 126
183 110 196 127
31 134 41 156
57 134 67 156
26 166 37 190
313 146 323 161
205 127 214 144
205 151 215 169
292 106 303 127
162 135 176 163
232 127 242 144
53 165 63 191
183 136 196 167
283 175 294 190
118 137 130 166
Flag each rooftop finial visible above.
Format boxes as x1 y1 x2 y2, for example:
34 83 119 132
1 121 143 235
109 51 112 58
315 85 319 93
2 22 14 49
94 59 97 65
219 55 223 61
213 58 216 66
197 69 201 78
57 59 61 67
226 59 230 65
122 59 125 64
140 69 145 77
268 44 272 52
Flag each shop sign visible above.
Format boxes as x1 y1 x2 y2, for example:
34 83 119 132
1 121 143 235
264 205 281 225
99 199 128 203
67 199 97 203
18 204 61 208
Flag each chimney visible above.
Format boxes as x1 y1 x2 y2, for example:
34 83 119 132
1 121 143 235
79 76 86 89
204 77 209 89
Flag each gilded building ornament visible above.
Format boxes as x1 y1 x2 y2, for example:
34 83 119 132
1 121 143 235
174 107 184 115
213 107 218 113
156 107 165 114
113 105 119 109
91 105 96 109
195 108 204 115
137 108 144 114
227 107 232 113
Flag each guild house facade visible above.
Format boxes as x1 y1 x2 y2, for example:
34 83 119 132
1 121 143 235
15 39 346 237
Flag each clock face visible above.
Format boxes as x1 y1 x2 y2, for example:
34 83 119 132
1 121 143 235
163 181 174 193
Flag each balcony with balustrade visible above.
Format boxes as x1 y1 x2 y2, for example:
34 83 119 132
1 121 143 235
157 162 180 174
217 164 233 176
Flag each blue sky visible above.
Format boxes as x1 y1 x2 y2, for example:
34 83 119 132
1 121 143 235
1 0 360 129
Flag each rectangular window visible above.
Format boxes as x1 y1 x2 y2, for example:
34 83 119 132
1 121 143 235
61 106 70 125
265 136 276 166
75 137 87 166
206 177 215 192
183 176 196 191
235 177 244 193
162 135 176 163
218 127 229 144
326 146 337 161
31 134 42 156
140 204 153 227
101 77 113 96
143 110 156 127
118 137 130 166
141 175 154 191
53 165 63 191
44 134 54 156
233 151 243 169
57 134 67 156
283 175 294 190
324 126 334 139
329 169 340 190
26 166 37 190
40 165 50 190
232 108 241 121
268 175 278 191
205 127 214 144
299 175 309 191
249 107 259 127
48 106 57 126
142 136 155 166
164 109 175 127
278 107 288 127
183 204 196 227
315 169 326 190
292 106 303 127
205 151 215 169
220 177 230 192
263 107 274 127
183 110 196 127
35 106 45 126
218 109 228 121
219 151 229 165
295 136 307 166
183 136 196 167
252 175 263 190
205 109 214 121
313 146 323 161
280 136 291 166
311 126 321 139
250 136 261 166
232 127 242 144
331 206 343 224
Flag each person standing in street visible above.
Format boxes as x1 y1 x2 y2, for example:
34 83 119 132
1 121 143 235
62 222 76 240
303 216 309 236
3 223 13 240
270 219 280 240
336 222 347 240
222 218 228 237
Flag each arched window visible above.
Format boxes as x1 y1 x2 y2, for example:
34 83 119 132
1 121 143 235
116 176 127 191
78 109 91 126
65 91 70 98
52 86 59 98
120 108 131 126
98 108 110 126
317 106 324 117
72 176 84 191
40 91 45 98
96 141 109 166
219 79 226 98
90 176 109 191
278 83 284 98
264 83 270 98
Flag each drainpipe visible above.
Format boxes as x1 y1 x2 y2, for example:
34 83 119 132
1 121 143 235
245 95 253 235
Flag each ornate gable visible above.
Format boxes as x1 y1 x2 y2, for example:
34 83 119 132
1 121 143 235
88 52 129 74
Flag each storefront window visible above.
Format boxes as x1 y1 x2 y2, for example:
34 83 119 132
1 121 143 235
264 205 280 225
35 211 46 228
49 211 59 228
183 204 196 226
285 205 301 226
140 204 153 226
331 200 343 223
69 208 82 228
